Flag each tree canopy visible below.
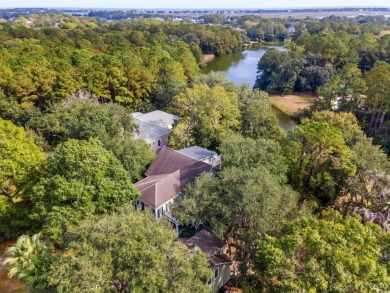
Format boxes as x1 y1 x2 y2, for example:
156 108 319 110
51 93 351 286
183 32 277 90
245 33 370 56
47 206 212 293
250 210 390 292
27 138 139 241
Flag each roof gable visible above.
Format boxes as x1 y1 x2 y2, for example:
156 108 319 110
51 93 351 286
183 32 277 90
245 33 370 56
135 147 212 209
135 171 181 208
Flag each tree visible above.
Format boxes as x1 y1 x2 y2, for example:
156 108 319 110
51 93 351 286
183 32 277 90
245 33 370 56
0 118 45 198
4 234 52 292
364 61 390 144
256 49 305 94
173 134 304 274
26 100 155 180
47 206 212 293
241 95 283 140
284 121 356 206
171 84 241 149
218 133 287 180
0 119 45 239
250 210 390 292
169 118 195 150
316 64 367 112
305 110 363 146
27 138 138 242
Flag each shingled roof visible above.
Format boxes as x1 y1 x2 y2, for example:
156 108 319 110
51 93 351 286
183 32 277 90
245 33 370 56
179 228 226 258
135 147 212 209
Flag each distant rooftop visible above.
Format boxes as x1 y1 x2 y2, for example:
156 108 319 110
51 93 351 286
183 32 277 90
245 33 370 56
132 118 171 142
132 110 180 129
178 146 217 161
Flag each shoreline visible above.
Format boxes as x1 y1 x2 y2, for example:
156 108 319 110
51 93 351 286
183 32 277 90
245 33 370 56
200 54 215 64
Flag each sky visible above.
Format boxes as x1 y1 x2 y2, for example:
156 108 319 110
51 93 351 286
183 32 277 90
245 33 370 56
2 0 390 9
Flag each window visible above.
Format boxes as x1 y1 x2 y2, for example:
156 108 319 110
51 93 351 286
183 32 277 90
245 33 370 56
157 207 164 218
214 267 219 279
152 141 155 146
158 139 161 147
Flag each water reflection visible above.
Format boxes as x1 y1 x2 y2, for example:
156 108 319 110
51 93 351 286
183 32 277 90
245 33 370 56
203 43 294 131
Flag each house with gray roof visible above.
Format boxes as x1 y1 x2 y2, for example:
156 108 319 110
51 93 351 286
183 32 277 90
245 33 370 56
131 110 180 150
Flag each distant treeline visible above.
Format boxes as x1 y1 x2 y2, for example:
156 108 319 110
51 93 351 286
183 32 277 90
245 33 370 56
1 7 390 20
0 18 244 111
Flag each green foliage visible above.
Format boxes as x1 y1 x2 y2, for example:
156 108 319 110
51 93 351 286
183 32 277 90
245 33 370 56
173 133 304 275
218 133 287 180
241 94 283 140
0 118 45 197
0 118 45 239
305 110 363 146
0 19 244 110
4 234 52 292
250 210 390 292
27 138 138 241
256 49 334 94
24 100 155 180
172 84 241 149
364 61 390 148
316 64 367 111
47 206 212 293
284 121 356 206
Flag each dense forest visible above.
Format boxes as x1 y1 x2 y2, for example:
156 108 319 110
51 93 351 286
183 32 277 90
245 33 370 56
1 12 390 292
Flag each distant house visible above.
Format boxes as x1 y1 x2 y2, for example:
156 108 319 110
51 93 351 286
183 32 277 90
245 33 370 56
179 227 232 293
288 26 296 37
134 147 213 232
131 110 180 150
178 146 221 167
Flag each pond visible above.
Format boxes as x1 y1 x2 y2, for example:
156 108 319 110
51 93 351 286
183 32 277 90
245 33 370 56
203 43 295 131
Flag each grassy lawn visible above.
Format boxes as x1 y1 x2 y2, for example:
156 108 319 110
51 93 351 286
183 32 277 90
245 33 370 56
269 93 315 116
0 241 25 293
379 30 390 37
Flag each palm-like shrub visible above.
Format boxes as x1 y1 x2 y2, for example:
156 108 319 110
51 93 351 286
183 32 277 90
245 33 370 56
4 234 51 291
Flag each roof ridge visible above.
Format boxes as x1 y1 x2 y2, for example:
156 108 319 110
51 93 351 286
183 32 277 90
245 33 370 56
137 182 156 193
154 170 181 207
133 117 171 130
135 173 173 185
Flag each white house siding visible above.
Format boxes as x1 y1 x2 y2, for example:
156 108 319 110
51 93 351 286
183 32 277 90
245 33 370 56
211 263 231 293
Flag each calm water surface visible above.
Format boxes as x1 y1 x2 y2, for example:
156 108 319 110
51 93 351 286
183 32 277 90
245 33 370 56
203 43 295 131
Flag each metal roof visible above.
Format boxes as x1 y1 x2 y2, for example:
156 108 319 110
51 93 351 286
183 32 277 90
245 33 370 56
178 146 217 161
133 110 180 128
132 118 171 141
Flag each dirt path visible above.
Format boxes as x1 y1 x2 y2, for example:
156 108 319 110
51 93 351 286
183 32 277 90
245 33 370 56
0 241 25 293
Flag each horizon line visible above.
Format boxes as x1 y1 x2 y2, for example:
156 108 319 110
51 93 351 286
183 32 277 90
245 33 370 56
1 6 390 10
